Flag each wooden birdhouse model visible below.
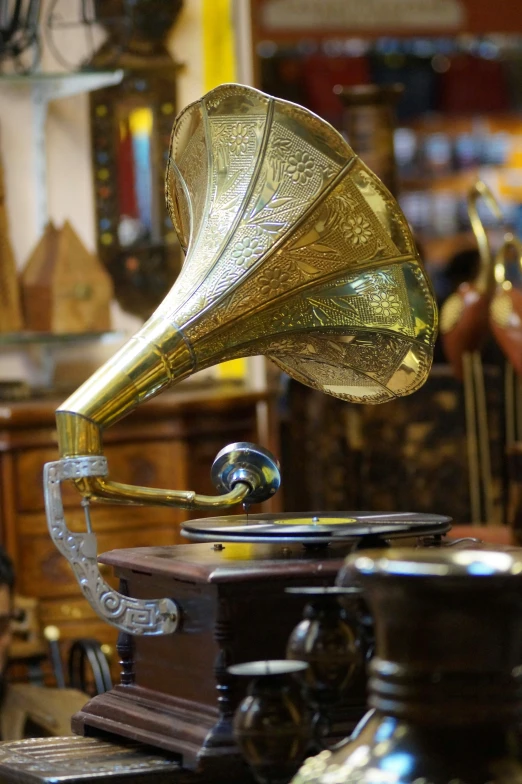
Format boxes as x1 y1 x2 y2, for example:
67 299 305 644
0 161 23 333
21 221 113 334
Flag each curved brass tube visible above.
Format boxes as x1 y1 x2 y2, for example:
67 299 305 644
76 475 251 509
467 180 504 293
54 319 213 507
55 321 271 509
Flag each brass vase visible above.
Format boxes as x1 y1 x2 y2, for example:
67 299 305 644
294 548 522 784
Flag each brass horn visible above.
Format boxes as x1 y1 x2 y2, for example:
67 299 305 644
44 84 437 635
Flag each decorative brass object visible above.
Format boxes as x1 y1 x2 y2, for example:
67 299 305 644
440 180 503 524
44 83 437 636
60 82 437 479
440 181 501 375
490 234 522 448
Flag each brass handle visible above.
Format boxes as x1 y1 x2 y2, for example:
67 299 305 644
467 180 504 293
79 473 252 510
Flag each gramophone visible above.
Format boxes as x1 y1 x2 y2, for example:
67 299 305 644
43 84 443 776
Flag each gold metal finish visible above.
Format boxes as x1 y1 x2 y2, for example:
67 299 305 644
468 183 504 525
75 475 250 510
439 291 464 335
468 180 503 294
441 180 503 524
56 83 437 508
491 233 522 323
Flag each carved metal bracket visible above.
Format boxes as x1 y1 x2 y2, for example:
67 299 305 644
44 457 179 636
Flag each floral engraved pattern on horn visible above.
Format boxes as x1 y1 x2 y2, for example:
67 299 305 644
162 84 437 403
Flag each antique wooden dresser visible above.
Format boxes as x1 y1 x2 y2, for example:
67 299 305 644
0 383 279 672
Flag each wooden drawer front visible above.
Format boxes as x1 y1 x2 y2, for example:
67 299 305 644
18 527 181 599
37 606 121 685
18 504 184 537
38 611 118 648
40 597 99 625
15 440 186 512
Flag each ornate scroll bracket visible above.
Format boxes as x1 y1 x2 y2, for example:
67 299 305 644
43 457 179 636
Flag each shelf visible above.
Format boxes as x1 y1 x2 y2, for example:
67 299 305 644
0 330 124 347
0 331 126 395
0 70 124 101
0 69 125 236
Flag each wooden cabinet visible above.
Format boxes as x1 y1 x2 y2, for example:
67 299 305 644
0 384 279 666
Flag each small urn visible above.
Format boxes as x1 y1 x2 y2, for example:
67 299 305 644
229 660 311 784
286 586 362 744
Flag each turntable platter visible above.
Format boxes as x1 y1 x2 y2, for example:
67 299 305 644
181 511 452 544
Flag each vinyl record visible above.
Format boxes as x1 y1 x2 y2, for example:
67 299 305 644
181 511 452 544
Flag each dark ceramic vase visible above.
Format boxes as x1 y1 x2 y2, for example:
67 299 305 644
230 660 312 784
286 587 363 745
294 548 522 784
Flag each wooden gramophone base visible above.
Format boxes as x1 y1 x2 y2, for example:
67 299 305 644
74 685 217 755
73 685 247 779
71 541 364 775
